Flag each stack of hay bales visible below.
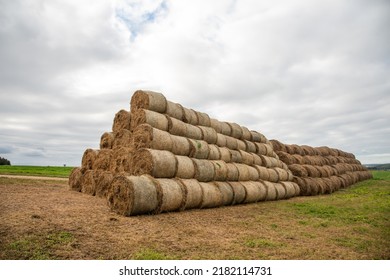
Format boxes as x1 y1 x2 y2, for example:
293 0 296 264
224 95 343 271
269 140 372 196
69 90 300 216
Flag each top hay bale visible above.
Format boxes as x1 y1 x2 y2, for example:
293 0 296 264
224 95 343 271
131 90 167 113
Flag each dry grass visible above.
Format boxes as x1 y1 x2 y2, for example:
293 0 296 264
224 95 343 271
0 173 389 260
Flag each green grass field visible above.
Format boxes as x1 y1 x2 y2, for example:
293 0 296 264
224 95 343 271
0 165 74 178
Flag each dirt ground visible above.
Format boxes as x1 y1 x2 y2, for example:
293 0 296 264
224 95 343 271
0 176 388 260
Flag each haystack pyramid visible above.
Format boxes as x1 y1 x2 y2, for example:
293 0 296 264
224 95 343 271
69 90 372 216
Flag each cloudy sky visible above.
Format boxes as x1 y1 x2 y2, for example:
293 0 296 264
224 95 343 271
0 0 389 166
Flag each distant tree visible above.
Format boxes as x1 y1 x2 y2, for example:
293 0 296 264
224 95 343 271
0 157 11 165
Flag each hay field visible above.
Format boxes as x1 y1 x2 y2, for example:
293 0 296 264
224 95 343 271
0 171 389 260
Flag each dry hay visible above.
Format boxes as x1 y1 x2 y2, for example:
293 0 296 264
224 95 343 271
212 160 228 181
130 90 167 113
274 167 290 181
267 168 279 183
241 126 252 141
81 149 99 171
112 109 131 132
130 109 169 132
170 134 192 156
175 155 196 179
226 163 239 181
244 140 257 153
182 108 198 126
192 158 215 182
153 178 185 213
188 139 210 159
68 167 83 192
132 149 177 178
112 129 132 148
227 182 246 204
195 111 211 127
177 179 203 210
94 170 113 198
167 115 188 136
208 144 221 160
198 125 218 144
109 147 133 174
165 101 185 121
107 175 159 216
262 181 277 201
255 165 271 181
219 147 232 162
230 150 243 163
280 181 298 198
81 170 95 195
92 149 112 171
239 150 255 165
199 182 223 208
214 181 234 206
251 131 268 143
132 124 173 151
243 181 267 203
100 132 114 149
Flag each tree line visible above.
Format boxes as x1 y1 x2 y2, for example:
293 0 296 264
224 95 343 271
0 157 11 165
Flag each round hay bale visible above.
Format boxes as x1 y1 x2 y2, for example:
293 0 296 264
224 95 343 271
112 129 132 148
210 118 222 133
195 111 211 127
274 183 286 199
186 124 203 140
227 182 246 204
198 126 217 144
107 175 159 216
280 182 297 199
220 122 232 135
199 182 223 208
130 109 169 132
225 136 238 150
81 149 99 171
94 170 113 198
322 177 334 194
292 154 304 165
112 109 131 132
274 167 290 181
230 150 243 163
68 167 83 192
292 144 304 156
261 155 279 168
182 108 198 126
276 151 293 165
130 90 167 113
170 134 191 156
254 181 268 201
216 133 227 147
81 170 95 195
227 122 243 139
165 101 185 121
214 181 234 206
153 178 185 213
252 153 262 166
208 144 221 160
255 165 270 181
219 147 232 162
293 176 310 196
248 166 260 181
267 168 279 182
192 158 215 182
244 140 257 153
175 155 196 179
100 132 114 149
212 160 228 181
109 147 133 174
289 164 308 177
304 165 321 178
93 149 113 171
305 178 319 195
254 131 268 144
177 179 203 210
242 181 264 203
188 139 210 159
132 124 173 151
237 139 246 151
132 149 177 178
255 143 268 156
262 181 277 201
241 126 252 141
226 163 240 181
301 145 315 156
167 115 188 136
239 150 254 165
234 163 249 181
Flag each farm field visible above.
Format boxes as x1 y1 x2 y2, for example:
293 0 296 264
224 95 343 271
0 171 389 260
0 165 73 178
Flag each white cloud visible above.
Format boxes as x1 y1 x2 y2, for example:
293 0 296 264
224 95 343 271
0 0 389 165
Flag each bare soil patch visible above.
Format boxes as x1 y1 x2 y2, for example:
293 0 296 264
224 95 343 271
0 177 389 260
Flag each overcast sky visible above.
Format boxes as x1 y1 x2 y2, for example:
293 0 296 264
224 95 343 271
0 0 389 166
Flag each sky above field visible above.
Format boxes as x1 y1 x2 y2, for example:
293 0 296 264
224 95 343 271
0 0 389 166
